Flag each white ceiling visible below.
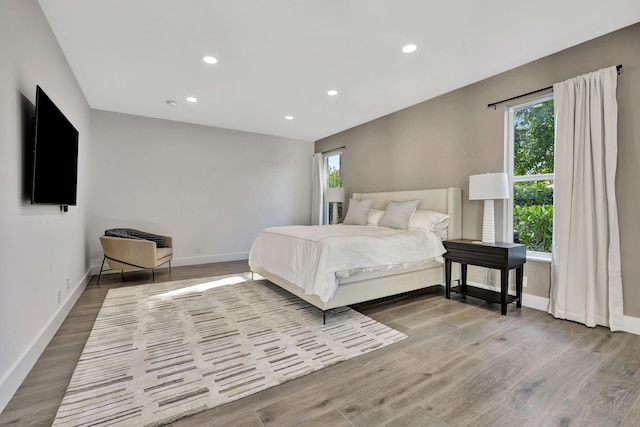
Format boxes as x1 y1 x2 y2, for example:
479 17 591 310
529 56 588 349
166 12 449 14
38 1 640 142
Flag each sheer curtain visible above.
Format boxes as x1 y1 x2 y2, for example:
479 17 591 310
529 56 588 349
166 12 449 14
311 153 326 225
549 66 623 331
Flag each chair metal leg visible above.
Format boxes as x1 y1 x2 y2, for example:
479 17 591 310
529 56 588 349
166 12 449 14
97 256 106 286
152 268 155 282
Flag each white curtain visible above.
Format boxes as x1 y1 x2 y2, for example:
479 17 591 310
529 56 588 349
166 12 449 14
549 66 623 331
311 153 326 225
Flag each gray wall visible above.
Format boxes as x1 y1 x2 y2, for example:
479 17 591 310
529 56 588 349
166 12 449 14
0 0 313 412
87 110 313 270
316 23 640 317
0 0 92 410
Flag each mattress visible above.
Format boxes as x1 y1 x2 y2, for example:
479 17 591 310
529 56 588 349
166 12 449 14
336 256 443 285
248 224 446 302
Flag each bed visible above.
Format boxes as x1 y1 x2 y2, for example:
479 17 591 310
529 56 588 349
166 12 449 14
249 187 462 315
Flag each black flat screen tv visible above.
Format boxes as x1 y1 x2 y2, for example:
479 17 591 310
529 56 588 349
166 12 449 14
31 85 79 207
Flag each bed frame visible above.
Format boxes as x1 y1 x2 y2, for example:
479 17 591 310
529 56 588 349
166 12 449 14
252 187 462 313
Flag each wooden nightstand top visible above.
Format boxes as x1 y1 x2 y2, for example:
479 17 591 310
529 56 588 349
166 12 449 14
444 239 525 250
443 239 526 269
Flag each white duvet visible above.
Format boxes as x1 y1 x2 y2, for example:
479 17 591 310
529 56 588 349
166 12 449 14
248 225 446 302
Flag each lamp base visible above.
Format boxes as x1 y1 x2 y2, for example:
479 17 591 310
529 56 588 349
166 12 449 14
331 202 339 224
481 199 496 244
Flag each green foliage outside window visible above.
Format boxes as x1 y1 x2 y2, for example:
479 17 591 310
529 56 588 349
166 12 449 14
328 165 342 188
513 100 554 253
514 204 553 252
514 181 553 252
514 100 554 176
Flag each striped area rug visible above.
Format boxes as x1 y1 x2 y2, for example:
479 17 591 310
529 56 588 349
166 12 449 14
52 273 407 426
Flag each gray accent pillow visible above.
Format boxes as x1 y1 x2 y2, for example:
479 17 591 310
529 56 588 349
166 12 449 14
378 200 421 229
343 198 375 225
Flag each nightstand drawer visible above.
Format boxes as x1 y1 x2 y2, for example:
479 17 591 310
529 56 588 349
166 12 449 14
444 249 507 267
444 240 525 269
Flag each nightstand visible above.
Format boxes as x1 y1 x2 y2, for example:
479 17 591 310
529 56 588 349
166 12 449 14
443 239 526 315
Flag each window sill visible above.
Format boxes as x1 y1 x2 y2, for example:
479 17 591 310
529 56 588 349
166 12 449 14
527 252 551 263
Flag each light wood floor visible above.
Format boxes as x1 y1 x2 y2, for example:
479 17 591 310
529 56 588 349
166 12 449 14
2 261 640 426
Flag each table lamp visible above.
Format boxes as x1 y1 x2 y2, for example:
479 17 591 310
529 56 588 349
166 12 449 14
469 172 509 243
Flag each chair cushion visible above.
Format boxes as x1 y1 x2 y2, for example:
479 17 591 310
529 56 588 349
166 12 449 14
157 247 173 264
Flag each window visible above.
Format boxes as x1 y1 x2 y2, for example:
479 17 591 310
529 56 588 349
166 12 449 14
325 152 342 224
507 95 554 257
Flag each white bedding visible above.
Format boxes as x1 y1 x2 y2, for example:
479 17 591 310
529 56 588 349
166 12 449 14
248 224 446 302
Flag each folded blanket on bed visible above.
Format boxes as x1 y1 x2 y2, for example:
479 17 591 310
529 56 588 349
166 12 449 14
104 228 169 248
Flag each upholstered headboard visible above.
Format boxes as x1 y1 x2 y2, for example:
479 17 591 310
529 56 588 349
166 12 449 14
351 187 462 240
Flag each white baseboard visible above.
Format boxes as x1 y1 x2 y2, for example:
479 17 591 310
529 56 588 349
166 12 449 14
90 251 249 276
520 293 550 311
515 292 640 335
171 252 249 268
0 271 90 414
464 280 640 335
623 315 640 335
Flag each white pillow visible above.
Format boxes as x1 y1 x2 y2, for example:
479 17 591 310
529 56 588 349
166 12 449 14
367 209 385 226
378 200 420 230
432 225 449 240
343 198 375 225
409 210 450 231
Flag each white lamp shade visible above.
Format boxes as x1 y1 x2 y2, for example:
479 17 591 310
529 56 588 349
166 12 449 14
469 173 509 200
325 187 345 203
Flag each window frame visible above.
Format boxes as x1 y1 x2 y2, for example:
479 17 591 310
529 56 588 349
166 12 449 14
323 150 342 225
504 93 554 261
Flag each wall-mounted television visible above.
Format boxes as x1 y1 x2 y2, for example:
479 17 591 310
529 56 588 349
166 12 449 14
31 85 79 208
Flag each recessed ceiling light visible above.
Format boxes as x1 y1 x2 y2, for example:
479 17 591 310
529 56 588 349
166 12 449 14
402 44 417 53
285 116 294 120
203 56 218 64
186 97 197 103
327 90 338 96
166 100 177 106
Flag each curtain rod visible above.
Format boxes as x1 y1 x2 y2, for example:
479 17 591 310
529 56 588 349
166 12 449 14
487 64 623 110
320 146 345 155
